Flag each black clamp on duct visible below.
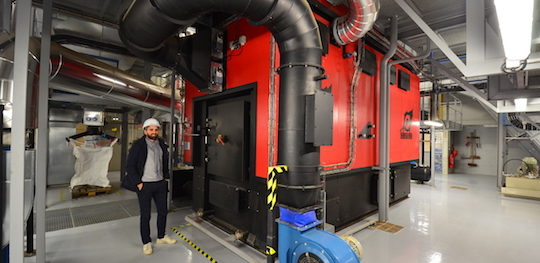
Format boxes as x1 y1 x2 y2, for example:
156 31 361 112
276 63 325 74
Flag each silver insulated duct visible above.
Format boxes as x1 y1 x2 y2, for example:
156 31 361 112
0 33 180 119
332 0 380 45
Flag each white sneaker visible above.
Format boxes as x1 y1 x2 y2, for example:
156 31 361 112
143 243 153 255
156 235 177 244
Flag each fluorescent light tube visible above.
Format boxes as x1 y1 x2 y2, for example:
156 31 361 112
423 121 443 127
494 0 535 68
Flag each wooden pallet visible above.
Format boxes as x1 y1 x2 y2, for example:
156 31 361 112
72 185 112 199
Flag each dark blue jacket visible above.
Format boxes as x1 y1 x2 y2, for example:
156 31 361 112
122 136 170 192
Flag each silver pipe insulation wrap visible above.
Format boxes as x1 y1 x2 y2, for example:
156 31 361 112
333 0 380 45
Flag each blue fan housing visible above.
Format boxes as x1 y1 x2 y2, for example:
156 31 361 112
277 219 361 263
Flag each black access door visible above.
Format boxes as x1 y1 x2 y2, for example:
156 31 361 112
207 100 249 181
206 100 250 212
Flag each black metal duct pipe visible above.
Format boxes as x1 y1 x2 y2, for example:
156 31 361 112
119 0 323 209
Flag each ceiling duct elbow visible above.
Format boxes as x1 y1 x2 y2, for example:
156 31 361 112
332 0 380 45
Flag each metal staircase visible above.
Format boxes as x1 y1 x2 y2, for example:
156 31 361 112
479 103 540 162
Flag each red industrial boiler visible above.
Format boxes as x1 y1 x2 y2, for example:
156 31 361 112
120 0 420 253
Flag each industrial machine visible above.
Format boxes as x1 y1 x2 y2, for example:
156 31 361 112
118 0 421 261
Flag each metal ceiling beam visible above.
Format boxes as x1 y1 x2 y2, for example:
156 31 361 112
496 100 540 113
10 0 32 261
466 53 540 77
395 0 468 75
400 17 465 40
466 0 484 65
430 60 497 112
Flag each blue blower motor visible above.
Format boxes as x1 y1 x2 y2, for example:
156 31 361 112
278 208 363 263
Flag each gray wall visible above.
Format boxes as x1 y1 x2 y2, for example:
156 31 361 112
451 126 497 175
449 94 534 175
454 93 497 126
451 126 531 176
48 108 81 185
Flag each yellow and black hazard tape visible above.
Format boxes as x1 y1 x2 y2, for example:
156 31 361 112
265 245 277 256
171 224 218 263
267 165 288 211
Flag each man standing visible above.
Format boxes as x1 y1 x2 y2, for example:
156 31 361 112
122 118 177 255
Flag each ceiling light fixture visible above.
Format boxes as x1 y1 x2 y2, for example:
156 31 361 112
514 98 528 112
494 0 535 69
412 120 444 127
423 120 444 127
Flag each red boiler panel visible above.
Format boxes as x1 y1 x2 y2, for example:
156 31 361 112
182 18 276 180
320 43 379 170
389 65 420 164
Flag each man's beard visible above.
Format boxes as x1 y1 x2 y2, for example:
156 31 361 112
147 134 159 140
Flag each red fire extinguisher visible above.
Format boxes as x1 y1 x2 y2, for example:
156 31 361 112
449 147 458 169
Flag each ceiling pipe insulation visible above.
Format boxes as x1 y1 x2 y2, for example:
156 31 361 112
0 35 179 111
120 0 324 209
332 0 380 45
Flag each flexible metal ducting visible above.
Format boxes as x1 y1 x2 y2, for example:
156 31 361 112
120 0 324 209
332 0 380 45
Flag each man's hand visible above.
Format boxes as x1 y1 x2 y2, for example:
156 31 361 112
137 183 143 190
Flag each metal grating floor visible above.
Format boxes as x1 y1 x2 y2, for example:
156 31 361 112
45 199 186 232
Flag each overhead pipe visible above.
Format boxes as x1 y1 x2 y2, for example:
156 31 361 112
0 35 179 109
51 34 132 56
367 28 421 72
378 15 398 222
51 78 175 114
120 0 324 209
333 0 380 45
389 38 431 68
47 41 179 102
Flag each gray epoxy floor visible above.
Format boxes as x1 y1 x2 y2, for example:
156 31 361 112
25 207 264 263
25 173 540 263
46 172 137 210
353 173 540 263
